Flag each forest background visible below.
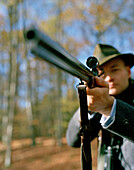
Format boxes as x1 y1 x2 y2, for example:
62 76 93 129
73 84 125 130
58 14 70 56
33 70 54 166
0 0 134 169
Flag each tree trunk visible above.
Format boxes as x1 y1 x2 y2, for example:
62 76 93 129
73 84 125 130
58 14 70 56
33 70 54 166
4 5 17 167
55 0 63 146
22 0 36 145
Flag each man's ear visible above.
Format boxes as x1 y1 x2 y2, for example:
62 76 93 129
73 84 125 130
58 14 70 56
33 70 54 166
126 66 131 78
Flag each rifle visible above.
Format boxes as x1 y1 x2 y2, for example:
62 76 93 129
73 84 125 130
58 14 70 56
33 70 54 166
25 27 100 170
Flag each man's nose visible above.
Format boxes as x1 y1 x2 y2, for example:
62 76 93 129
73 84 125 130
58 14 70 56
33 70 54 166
105 74 113 82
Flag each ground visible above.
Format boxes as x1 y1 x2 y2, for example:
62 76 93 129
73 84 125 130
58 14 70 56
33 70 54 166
0 137 97 170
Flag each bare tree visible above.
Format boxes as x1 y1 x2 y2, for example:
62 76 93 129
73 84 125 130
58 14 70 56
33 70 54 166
22 0 36 145
4 4 18 167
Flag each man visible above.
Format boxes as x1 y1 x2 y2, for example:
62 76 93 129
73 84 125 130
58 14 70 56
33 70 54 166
66 44 134 169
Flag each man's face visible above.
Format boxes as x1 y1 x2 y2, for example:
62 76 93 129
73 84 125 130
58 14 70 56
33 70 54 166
101 58 131 96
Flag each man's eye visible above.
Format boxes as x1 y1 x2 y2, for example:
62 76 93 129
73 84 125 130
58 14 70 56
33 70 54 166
99 68 104 77
100 72 105 78
112 68 119 72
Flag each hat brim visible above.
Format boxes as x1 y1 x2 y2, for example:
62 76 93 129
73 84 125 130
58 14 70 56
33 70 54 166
99 53 134 68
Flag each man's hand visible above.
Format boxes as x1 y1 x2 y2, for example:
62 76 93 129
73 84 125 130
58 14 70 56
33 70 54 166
87 76 114 117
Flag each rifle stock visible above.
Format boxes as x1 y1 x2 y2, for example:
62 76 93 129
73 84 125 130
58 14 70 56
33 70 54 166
25 27 97 86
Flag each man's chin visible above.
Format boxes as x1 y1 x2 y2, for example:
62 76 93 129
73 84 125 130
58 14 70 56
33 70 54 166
109 89 118 96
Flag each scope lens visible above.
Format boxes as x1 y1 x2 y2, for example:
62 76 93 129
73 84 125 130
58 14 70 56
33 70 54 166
86 56 98 69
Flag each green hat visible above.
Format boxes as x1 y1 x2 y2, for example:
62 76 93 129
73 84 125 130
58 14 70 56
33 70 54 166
93 44 134 67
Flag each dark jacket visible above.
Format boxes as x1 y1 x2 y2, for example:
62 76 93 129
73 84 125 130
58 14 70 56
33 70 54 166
66 80 134 170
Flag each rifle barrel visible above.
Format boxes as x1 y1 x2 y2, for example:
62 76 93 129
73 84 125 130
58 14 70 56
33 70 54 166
25 27 94 84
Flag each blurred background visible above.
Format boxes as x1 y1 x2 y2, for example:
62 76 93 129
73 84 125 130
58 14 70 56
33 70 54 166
0 0 134 169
